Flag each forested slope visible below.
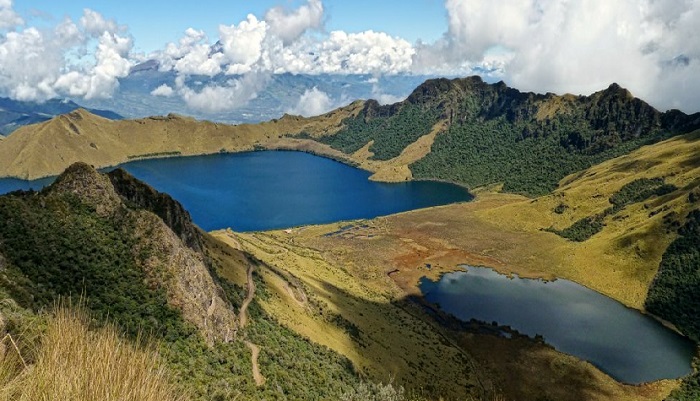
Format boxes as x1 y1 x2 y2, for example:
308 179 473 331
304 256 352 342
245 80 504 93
0 164 370 400
311 77 700 196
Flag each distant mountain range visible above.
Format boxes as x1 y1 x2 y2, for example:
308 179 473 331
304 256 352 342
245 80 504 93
0 97 122 135
75 60 435 123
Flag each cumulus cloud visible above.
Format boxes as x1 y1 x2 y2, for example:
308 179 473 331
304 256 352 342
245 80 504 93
265 0 323 45
0 0 23 30
80 8 119 36
287 87 334 117
282 30 415 75
371 85 405 105
4 0 699 113
414 0 700 112
177 72 270 113
151 84 174 97
218 14 268 74
0 6 132 101
149 0 414 112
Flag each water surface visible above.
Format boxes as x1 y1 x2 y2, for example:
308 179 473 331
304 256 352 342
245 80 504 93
0 177 54 195
0 151 473 231
419 266 696 383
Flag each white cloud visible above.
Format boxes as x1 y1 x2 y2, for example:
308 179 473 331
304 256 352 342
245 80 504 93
2 0 699 113
0 0 23 30
287 87 334 117
218 14 268 74
80 8 119 36
0 6 132 102
177 73 269 113
414 0 700 112
151 84 174 97
52 31 133 100
265 0 323 45
271 30 415 75
371 85 405 105
174 43 224 76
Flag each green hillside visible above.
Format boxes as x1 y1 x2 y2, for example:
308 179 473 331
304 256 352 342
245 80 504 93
0 164 384 401
646 209 700 401
310 77 699 196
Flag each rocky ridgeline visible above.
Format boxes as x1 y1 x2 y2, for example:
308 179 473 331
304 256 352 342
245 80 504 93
48 162 236 344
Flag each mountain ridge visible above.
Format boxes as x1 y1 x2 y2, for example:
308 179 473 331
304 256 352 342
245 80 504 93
0 97 122 135
1 129 698 400
0 103 364 180
2 76 699 191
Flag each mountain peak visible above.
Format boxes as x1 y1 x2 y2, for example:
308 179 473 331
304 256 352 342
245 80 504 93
600 82 634 100
66 108 105 120
128 59 160 75
50 162 122 216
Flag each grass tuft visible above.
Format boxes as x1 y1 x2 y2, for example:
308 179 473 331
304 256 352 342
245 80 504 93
0 306 187 401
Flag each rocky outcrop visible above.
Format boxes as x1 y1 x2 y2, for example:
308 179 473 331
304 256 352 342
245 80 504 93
49 162 236 344
49 162 122 217
129 210 235 344
108 168 203 253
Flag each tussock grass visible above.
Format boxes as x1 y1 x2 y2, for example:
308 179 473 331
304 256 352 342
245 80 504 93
0 307 187 401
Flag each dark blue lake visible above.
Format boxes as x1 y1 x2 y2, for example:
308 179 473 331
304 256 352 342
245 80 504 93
0 151 473 231
419 266 696 384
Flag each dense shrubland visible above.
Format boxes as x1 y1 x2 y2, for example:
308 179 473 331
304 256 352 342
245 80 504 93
547 178 678 241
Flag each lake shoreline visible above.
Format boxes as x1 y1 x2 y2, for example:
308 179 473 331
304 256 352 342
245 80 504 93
417 266 696 384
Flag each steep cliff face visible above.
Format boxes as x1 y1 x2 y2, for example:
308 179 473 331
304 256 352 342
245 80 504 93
108 167 203 253
0 162 237 344
401 77 700 138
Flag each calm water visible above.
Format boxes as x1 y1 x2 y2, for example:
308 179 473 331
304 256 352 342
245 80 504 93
0 151 473 231
0 176 54 195
419 266 696 383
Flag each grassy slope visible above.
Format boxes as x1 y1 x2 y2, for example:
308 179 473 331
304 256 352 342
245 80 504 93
209 231 483 400
0 307 185 401
213 222 676 401
0 105 363 180
0 168 366 401
479 130 700 308
209 130 699 401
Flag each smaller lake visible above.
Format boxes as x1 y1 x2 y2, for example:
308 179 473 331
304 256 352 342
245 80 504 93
0 151 473 231
419 266 696 384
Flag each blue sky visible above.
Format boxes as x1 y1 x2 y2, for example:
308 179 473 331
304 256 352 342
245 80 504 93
16 0 447 54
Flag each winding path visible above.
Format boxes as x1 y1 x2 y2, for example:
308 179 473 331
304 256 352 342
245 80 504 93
245 340 266 386
239 264 265 386
239 265 255 329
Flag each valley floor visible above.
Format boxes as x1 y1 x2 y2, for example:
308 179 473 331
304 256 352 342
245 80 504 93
210 188 685 401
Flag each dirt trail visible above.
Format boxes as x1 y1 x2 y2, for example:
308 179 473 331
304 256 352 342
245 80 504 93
245 341 266 386
239 265 255 329
239 264 265 386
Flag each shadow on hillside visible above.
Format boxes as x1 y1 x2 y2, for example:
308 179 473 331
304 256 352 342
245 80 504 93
310 279 639 401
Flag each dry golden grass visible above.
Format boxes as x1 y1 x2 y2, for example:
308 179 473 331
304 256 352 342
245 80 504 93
210 221 678 401
201 132 700 401
0 102 364 180
478 130 700 308
210 229 485 400
0 307 186 401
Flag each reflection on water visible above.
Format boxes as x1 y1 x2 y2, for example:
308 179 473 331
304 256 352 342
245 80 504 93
419 266 696 383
